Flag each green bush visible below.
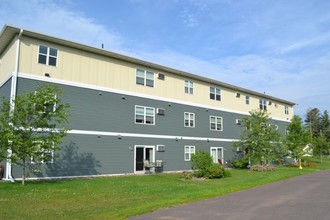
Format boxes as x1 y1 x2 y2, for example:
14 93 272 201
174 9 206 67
232 158 249 169
191 150 231 179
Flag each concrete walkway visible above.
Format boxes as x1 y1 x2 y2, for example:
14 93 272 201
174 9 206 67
130 170 330 220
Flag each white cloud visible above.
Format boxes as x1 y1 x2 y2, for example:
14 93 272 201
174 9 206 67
181 10 199 27
0 0 123 51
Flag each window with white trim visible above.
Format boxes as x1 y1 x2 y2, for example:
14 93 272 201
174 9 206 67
184 146 195 161
136 69 154 87
135 106 155 125
285 105 289 115
259 99 267 111
38 45 58 66
184 80 194 94
210 116 223 131
184 112 195 127
30 142 54 164
210 87 221 101
246 95 250 105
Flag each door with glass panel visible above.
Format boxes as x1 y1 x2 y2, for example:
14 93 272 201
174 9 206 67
134 146 155 173
210 147 224 165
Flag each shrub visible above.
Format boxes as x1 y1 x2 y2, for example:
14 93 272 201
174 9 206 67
305 162 316 167
232 158 249 169
190 150 230 179
250 165 277 172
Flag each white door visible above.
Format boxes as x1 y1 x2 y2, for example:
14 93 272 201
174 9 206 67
210 147 224 165
134 145 155 173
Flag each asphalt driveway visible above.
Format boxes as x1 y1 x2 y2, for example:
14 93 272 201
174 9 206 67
130 170 330 220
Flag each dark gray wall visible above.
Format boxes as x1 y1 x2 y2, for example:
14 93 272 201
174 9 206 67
10 77 290 178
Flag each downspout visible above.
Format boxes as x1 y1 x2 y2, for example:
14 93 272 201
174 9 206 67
5 28 23 182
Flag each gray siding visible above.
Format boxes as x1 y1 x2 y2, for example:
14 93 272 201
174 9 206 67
10 77 290 178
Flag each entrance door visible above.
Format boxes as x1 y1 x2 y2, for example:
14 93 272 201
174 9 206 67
210 147 224 164
135 145 155 173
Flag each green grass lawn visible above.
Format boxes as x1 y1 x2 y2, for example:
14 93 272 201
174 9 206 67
1 157 329 220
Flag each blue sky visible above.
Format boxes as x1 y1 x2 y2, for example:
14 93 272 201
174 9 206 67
1 0 330 118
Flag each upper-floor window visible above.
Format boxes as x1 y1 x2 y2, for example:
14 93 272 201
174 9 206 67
184 112 195 128
136 69 154 87
184 80 194 94
210 87 221 101
246 96 250 105
38 45 57 66
259 99 267 111
135 105 155 125
184 146 195 161
210 116 223 131
285 105 289 115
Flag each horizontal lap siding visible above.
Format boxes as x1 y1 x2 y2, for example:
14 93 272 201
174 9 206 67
11 77 289 178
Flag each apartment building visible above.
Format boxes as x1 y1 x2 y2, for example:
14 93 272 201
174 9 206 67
0 25 294 180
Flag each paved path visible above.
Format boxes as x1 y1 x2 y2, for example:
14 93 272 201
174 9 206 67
130 170 330 220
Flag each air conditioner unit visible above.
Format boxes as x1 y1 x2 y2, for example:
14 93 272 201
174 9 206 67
158 73 165 80
157 145 165 152
236 92 241 98
268 101 272 105
157 108 165 115
236 119 242 125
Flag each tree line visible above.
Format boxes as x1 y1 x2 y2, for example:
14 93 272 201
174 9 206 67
234 108 330 167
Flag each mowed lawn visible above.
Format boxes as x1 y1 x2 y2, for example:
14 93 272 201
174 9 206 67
1 157 330 220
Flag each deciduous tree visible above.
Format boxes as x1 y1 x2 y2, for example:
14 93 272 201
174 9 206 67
0 84 70 185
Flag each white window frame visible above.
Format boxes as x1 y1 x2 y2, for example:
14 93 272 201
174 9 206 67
38 45 58 66
135 105 155 125
210 147 224 164
136 68 154 87
285 105 289 115
246 95 250 105
184 80 194 94
259 99 267 111
210 116 223 131
184 146 195 161
30 141 55 164
210 87 221 101
184 112 195 128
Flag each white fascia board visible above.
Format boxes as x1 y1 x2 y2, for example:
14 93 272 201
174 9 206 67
68 129 238 142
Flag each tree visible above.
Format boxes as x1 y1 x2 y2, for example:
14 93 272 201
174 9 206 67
234 110 283 165
0 84 70 185
305 108 321 138
285 115 311 161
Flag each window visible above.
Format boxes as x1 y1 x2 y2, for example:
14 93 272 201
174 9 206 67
246 96 250 105
34 92 57 114
38 45 58 66
259 99 267 111
285 105 289 115
210 116 223 131
135 106 155 125
210 87 221 101
184 112 195 127
184 146 195 161
184 80 194 94
30 142 54 164
136 69 154 87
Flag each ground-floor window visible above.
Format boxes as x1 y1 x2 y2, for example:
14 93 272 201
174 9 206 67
184 146 195 161
210 147 223 164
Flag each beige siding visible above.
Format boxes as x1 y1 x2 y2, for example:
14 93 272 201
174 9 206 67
18 36 293 121
0 38 17 83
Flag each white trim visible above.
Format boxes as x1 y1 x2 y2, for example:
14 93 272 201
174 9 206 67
134 105 155 125
210 115 223 131
184 145 195 161
184 112 195 128
68 129 238 142
134 145 155 174
17 72 292 122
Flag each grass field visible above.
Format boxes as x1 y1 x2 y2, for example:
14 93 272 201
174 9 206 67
1 157 329 220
